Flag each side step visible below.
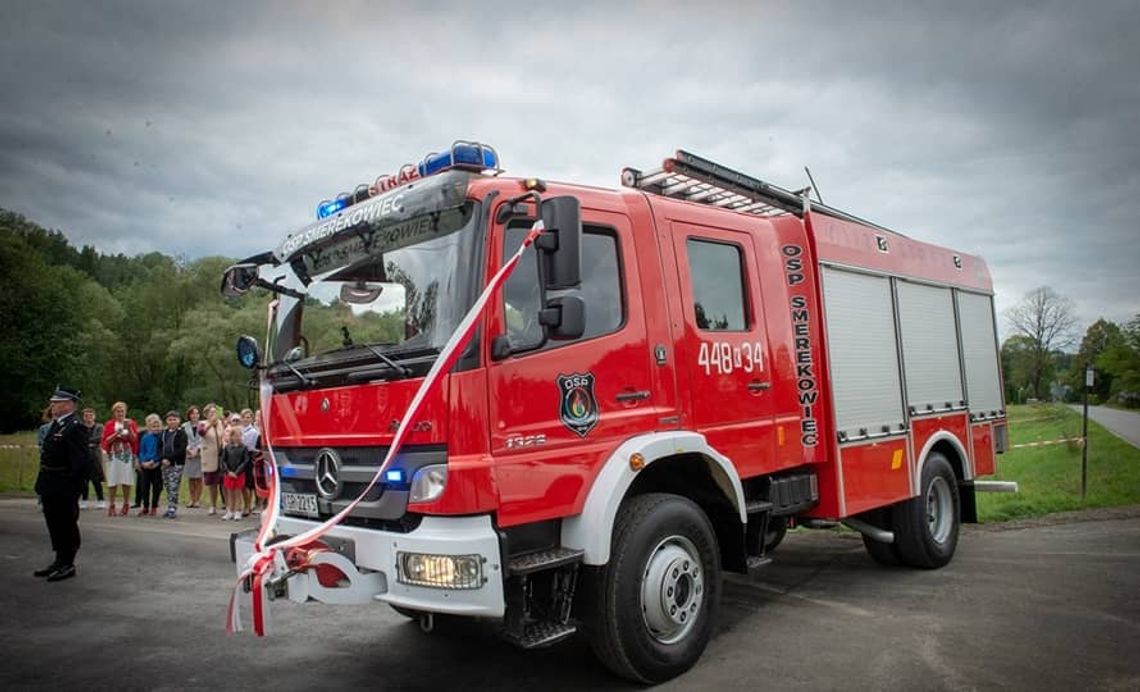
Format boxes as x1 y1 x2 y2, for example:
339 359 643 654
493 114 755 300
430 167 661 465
509 547 584 576
503 620 578 649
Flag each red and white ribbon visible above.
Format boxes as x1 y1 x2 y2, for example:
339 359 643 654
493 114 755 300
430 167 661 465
227 221 545 635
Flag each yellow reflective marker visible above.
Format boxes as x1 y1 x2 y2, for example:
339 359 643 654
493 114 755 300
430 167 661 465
891 449 904 470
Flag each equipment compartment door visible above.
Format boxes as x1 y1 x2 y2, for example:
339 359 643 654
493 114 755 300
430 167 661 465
670 222 775 476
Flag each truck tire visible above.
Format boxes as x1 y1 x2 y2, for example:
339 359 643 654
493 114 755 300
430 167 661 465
585 493 721 684
892 452 960 569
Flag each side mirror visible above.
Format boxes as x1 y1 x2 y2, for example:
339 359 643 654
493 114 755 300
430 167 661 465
236 335 262 370
539 295 585 340
536 196 581 289
221 263 259 298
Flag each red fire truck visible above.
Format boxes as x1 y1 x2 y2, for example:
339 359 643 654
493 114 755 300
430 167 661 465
223 143 1012 683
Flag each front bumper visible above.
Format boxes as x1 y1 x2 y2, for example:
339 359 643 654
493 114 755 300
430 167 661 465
233 514 505 617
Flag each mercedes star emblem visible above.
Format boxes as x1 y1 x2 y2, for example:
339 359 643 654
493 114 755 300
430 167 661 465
314 447 343 501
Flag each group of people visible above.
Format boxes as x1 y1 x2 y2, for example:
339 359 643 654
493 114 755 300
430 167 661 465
34 385 268 582
76 401 264 520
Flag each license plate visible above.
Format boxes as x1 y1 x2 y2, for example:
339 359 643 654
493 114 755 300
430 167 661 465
281 492 319 518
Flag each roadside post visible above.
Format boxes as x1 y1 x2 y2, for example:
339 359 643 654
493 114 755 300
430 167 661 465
1082 365 1093 500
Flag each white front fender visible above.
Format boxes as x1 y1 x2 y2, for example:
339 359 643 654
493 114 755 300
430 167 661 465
561 431 746 565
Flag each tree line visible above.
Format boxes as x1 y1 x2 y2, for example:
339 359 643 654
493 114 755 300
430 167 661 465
0 210 264 432
1002 286 1140 406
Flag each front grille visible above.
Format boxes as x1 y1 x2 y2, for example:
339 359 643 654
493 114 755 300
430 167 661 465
275 444 446 521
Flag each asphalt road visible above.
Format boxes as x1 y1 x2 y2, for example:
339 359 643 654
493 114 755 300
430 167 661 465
1070 404 1140 448
2 499 1139 691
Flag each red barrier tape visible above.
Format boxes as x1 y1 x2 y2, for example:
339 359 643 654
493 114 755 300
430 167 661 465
227 222 545 635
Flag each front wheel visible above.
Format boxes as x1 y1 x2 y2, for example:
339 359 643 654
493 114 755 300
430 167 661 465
893 452 960 569
585 493 721 684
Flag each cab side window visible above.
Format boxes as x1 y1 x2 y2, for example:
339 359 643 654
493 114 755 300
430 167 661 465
502 224 624 351
686 239 747 331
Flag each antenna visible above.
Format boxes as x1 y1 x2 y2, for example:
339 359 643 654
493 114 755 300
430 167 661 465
804 166 823 204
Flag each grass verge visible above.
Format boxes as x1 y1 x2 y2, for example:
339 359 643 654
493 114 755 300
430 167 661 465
0 432 38 494
978 403 1140 522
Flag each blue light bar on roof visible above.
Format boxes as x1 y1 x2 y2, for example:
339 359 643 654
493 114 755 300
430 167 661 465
418 141 499 178
314 141 500 219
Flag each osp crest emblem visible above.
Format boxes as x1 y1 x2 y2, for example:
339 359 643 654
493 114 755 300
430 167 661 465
557 372 599 438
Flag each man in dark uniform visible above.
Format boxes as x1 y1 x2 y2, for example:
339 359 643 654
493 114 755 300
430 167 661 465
34 385 88 582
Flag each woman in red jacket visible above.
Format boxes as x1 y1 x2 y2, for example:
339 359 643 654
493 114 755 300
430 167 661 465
100 401 139 516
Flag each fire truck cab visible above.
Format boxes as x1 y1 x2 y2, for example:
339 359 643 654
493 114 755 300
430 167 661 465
225 144 1010 683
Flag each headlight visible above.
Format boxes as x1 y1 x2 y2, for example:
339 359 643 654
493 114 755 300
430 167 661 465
409 464 447 503
397 552 483 589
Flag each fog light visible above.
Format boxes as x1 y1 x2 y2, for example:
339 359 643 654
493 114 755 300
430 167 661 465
409 464 447 503
397 552 483 590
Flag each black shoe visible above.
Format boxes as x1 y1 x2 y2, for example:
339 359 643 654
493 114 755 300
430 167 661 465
130 503 141 509
33 563 59 578
45 564 76 582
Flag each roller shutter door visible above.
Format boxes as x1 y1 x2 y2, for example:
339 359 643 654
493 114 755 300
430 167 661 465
821 267 905 441
896 281 964 413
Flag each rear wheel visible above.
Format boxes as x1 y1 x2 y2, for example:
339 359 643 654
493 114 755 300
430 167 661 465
893 452 960 569
585 493 721 684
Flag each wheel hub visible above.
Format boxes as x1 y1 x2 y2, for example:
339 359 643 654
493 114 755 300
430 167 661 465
926 476 953 544
641 535 704 644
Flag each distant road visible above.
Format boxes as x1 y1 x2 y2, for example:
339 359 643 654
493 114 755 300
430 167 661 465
1070 405 1140 448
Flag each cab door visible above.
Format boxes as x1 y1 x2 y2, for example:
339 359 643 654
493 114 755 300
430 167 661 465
487 206 663 526
669 220 775 478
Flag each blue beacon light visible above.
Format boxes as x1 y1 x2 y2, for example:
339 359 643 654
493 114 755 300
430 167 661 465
316 197 348 219
385 469 404 484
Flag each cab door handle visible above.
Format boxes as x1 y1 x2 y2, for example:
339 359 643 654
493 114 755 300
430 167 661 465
616 390 650 403
747 381 770 393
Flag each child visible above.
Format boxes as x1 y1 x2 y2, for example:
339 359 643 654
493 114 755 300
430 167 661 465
219 426 250 521
136 414 163 516
159 411 188 519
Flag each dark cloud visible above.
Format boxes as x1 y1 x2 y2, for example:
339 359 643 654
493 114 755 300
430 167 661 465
1 0 1137 332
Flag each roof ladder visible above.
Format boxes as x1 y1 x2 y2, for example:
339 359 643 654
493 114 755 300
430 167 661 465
621 150 901 236
621 150 810 218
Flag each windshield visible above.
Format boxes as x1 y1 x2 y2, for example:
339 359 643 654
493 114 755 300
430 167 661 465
268 199 481 380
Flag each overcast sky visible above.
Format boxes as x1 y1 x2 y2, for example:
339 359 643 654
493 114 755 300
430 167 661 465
1 0 1137 341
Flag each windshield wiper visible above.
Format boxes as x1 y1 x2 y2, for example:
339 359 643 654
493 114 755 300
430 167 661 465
359 343 412 377
277 360 313 386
